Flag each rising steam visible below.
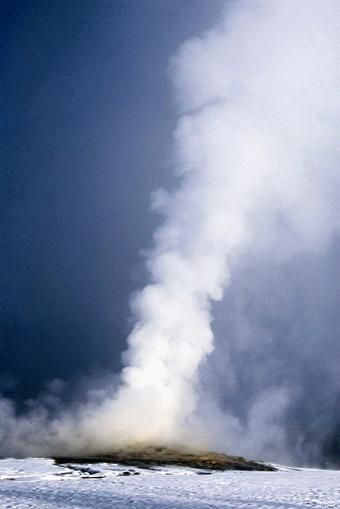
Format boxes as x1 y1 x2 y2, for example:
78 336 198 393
1 0 340 464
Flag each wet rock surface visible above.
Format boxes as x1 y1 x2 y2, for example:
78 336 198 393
53 445 276 471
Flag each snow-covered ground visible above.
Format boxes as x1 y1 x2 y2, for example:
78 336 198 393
0 458 338 508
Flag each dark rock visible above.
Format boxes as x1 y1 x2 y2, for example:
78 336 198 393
53 444 276 472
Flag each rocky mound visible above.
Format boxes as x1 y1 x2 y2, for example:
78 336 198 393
54 445 276 471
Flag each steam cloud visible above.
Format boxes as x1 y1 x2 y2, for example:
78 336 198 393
1 0 340 465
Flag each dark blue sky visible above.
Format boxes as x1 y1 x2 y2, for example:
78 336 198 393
1 0 225 400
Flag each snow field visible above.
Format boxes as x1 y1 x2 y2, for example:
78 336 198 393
0 458 338 508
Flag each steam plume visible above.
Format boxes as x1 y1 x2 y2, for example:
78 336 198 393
1 0 340 464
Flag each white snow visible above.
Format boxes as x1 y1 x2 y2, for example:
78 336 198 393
0 458 338 508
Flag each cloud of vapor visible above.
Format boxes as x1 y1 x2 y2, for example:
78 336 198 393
1 0 340 464
172 0 340 464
